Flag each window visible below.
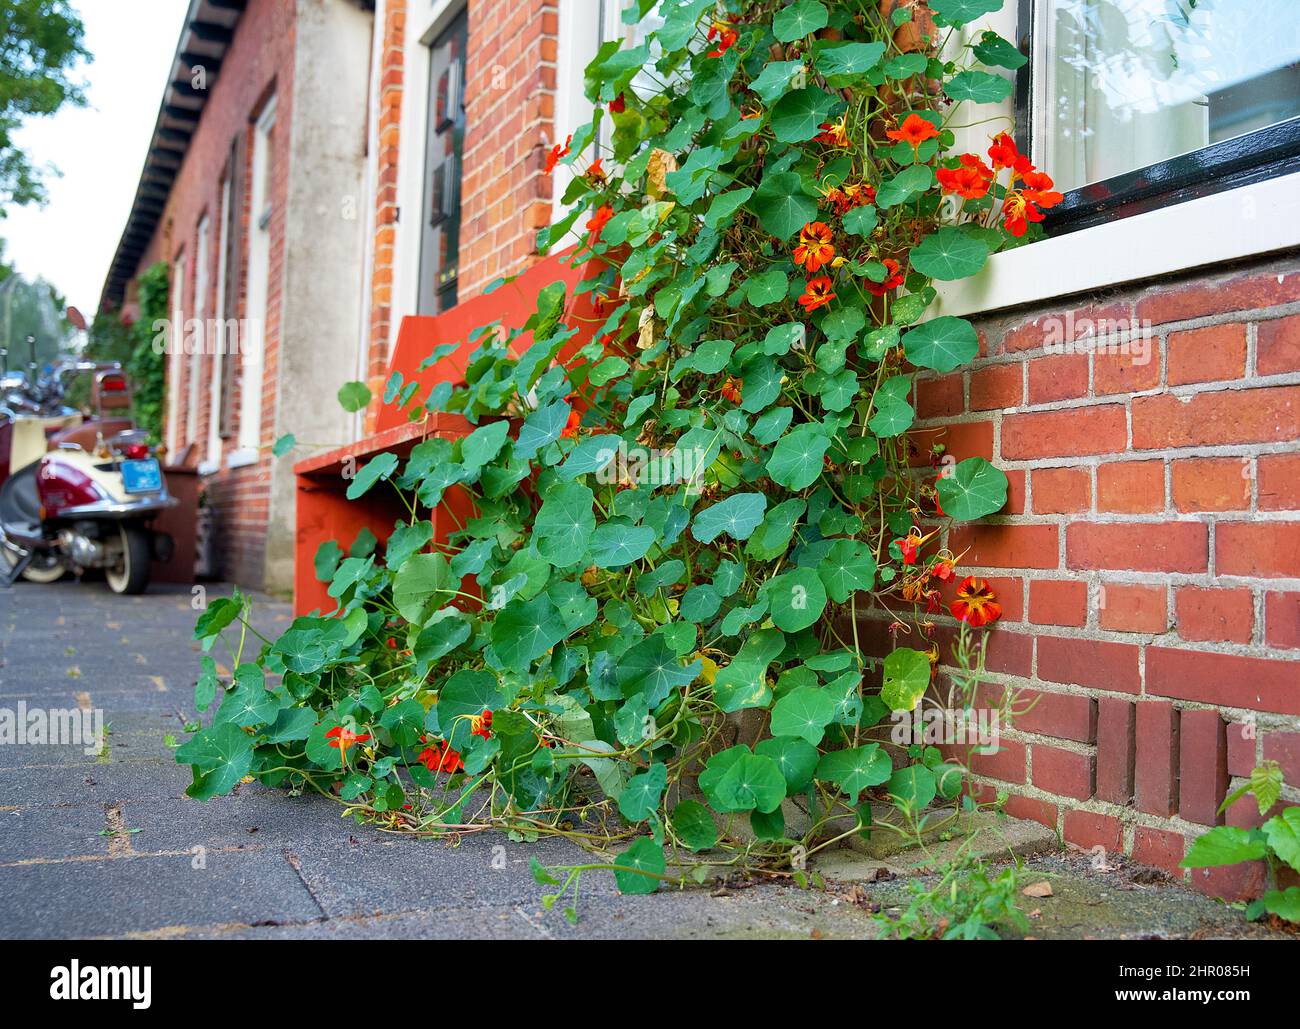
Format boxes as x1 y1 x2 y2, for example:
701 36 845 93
188 214 210 449
233 98 275 466
417 6 468 315
1020 0 1300 230
204 169 233 473
166 254 187 456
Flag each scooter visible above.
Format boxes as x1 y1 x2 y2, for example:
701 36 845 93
0 360 176 594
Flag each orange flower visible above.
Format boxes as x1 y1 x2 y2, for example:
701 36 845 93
936 153 994 199
471 709 493 740
418 741 464 774
325 725 371 755
931 559 956 583
586 203 615 240
544 134 572 174
822 182 875 216
885 113 940 152
740 106 763 120
792 221 835 273
815 116 849 148
707 20 738 57
865 257 905 297
797 276 835 313
720 376 743 404
586 158 607 186
609 93 626 114
950 576 1002 627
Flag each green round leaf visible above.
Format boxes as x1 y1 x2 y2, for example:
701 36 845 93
903 316 979 373
937 456 1009 520
909 226 990 281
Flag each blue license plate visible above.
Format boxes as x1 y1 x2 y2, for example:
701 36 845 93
121 458 162 494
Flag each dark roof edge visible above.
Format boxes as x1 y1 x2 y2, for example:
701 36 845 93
97 0 247 311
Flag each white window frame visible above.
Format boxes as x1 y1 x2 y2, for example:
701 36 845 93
231 97 276 469
934 4 1300 319
165 253 187 456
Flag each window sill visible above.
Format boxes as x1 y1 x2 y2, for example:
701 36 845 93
932 170 1300 321
226 447 260 470
197 459 220 477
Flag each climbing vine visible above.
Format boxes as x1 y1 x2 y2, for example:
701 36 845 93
180 0 1059 906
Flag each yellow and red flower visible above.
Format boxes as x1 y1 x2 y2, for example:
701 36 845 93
865 257 905 297
587 203 615 240
987 131 1024 172
886 113 940 152
707 20 738 57
720 376 743 404
894 532 922 565
815 115 849 148
950 576 1002 627
1001 173 1063 237
936 153 995 199
544 134 572 174
797 275 836 313
325 725 371 756
792 221 835 273
470 709 493 740
586 158 608 186
418 741 464 774
823 181 875 216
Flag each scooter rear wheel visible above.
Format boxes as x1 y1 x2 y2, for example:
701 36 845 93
106 525 152 595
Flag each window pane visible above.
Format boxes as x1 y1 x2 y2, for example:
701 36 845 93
1044 0 1300 193
418 8 467 316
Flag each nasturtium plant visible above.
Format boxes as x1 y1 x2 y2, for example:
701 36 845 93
181 0 1048 907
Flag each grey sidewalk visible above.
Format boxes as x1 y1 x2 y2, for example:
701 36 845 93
0 580 874 940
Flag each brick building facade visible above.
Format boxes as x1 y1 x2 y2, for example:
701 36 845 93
102 1 1299 895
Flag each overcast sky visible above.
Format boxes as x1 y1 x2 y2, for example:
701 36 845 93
3 0 191 317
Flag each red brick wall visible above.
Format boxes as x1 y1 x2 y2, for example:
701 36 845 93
458 0 557 296
899 252 1300 900
365 0 406 425
134 0 297 588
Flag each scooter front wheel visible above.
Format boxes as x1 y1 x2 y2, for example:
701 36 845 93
106 525 152 595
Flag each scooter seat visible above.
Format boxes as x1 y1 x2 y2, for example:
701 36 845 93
0 462 42 538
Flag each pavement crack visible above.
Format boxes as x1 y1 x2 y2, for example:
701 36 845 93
102 805 137 856
282 848 329 919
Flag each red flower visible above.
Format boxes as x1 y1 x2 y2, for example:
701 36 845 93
561 408 582 440
936 154 994 199
418 741 464 774
894 534 920 565
544 134 572 174
822 182 874 216
1001 174 1063 237
865 257 905 297
609 93 626 114
325 725 371 755
792 221 835 273
987 132 1021 171
950 576 1002 627
931 559 956 583
586 158 607 186
707 20 738 57
885 113 940 152
471 709 493 740
720 376 743 404
815 116 849 148
586 203 615 240
797 276 836 313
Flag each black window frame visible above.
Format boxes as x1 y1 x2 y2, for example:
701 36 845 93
1015 0 1300 236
